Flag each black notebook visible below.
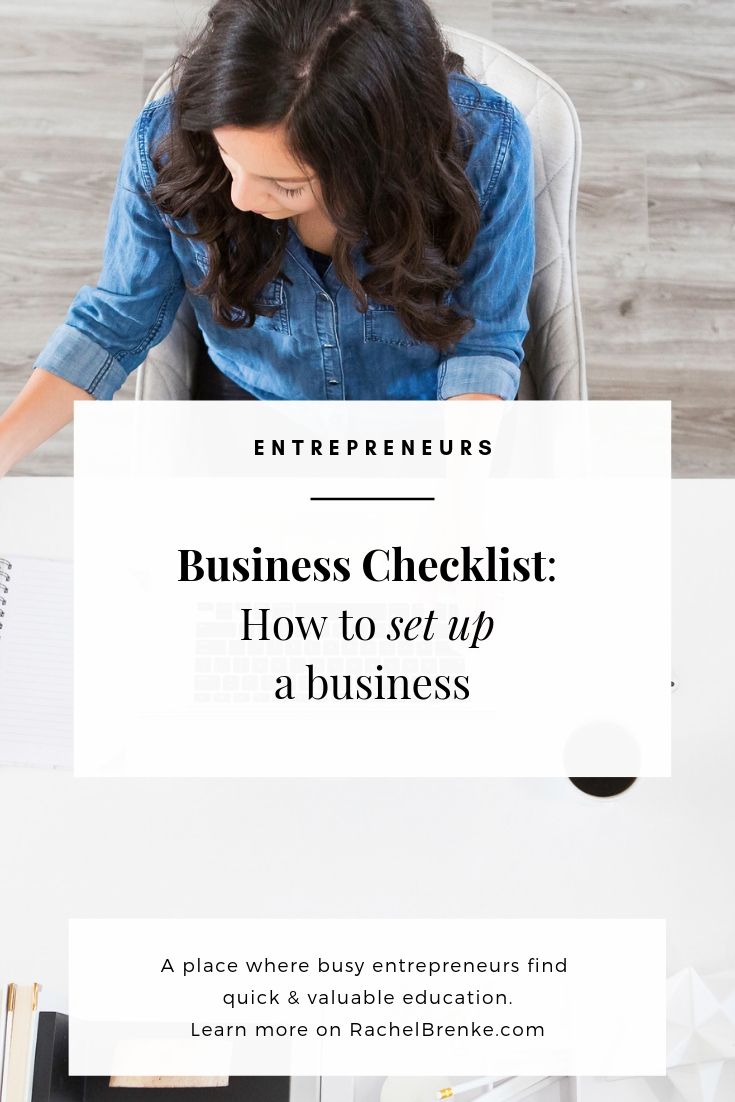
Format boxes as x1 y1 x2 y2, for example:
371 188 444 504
0 556 72 768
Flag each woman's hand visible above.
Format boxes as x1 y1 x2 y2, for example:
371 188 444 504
0 368 94 476
447 393 503 400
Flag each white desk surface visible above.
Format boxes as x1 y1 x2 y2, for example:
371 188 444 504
0 479 733 1019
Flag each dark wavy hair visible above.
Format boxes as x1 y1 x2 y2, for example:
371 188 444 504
151 0 481 351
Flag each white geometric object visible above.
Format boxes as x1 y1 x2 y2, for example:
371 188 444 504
667 968 735 1068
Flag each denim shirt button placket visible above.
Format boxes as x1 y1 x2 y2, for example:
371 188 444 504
316 288 344 400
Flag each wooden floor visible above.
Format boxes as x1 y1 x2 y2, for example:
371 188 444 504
1 0 733 475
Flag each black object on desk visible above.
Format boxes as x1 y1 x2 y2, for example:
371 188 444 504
569 777 637 797
32 1014 290 1102
32 1013 84 1102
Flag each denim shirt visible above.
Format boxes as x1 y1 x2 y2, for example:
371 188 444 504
35 74 535 401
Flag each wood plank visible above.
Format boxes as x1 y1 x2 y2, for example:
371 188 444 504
576 150 649 255
0 28 143 139
646 151 735 250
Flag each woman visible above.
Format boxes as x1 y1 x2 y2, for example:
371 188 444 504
0 0 534 474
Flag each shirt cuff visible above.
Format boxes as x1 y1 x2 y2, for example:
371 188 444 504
34 323 130 401
438 354 521 401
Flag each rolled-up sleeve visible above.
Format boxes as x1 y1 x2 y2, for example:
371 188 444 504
438 104 535 401
34 99 185 399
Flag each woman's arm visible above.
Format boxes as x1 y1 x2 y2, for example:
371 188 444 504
438 103 535 401
2 97 185 474
0 369 94 476
31 99 184 405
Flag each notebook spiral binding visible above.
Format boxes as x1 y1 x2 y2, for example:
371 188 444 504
0 558 12 635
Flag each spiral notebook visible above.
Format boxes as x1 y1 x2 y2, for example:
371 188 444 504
0 555 72 769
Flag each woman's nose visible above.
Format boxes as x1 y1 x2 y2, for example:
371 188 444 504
230 174 266 212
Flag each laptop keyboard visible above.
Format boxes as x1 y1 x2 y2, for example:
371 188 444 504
193 601 468 703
